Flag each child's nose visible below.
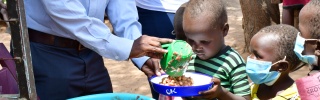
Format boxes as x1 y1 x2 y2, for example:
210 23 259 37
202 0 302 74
191 44 197 51
192 44 202 52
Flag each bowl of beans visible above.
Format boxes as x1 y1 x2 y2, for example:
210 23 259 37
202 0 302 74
68 93 154 100
149 72 214 97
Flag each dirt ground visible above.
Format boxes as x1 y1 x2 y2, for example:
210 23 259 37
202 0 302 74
0 0 309 98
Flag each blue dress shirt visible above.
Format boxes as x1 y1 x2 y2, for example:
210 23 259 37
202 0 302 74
24 0 149 68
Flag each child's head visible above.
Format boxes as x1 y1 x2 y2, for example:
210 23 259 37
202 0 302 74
247 24 301 85
183 0 228 60
174 3 187 41
299 0 320 39
297 0 320 67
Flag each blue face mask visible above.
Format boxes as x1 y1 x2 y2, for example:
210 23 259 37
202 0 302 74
294 32 317 64
246 56 284 85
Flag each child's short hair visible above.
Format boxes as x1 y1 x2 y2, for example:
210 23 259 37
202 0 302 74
301 0 320 39
174 3 187 40
257 24 301 71
184 0 227 28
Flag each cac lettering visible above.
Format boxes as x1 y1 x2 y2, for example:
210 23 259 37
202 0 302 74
166 88 177 95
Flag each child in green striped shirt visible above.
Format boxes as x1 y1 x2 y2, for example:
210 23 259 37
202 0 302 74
182 0 251 99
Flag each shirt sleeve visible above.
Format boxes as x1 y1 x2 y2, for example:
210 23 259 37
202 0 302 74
106 0 148 68
40 0 134 61
230 63 251 96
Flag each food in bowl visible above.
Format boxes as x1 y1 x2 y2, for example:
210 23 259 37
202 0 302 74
159 75 193 86
150 72 214 96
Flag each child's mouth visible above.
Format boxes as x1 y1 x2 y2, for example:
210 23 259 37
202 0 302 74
196 53 205 56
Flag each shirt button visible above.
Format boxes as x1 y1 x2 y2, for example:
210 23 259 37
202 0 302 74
115 56 119 60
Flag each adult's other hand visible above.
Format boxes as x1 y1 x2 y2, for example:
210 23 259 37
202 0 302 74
141 58 165 78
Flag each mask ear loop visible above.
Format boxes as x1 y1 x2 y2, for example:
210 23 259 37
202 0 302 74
270 56 287 73
282 56 287 61
271 56 287 66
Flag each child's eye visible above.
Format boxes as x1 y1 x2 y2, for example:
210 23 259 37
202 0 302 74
252 51 262 59
254 54 261 59
187 39 194 44
200 40 211 45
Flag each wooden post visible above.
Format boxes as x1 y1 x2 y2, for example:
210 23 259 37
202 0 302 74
239 0 280 52
3 0 37 99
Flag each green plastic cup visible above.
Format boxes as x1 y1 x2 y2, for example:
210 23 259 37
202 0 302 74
161 40 193 77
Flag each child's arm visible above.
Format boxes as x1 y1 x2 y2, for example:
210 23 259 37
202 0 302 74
194 62 251 100
193 78 250 100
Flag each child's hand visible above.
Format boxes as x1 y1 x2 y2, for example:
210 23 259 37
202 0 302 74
187 78 249 100
193 78 224 99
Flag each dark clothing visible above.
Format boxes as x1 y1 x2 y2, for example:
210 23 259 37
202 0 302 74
29 30 112 100
137 7 175 39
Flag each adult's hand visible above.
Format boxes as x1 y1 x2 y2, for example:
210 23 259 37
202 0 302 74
129 35 173 59
141 58 165 78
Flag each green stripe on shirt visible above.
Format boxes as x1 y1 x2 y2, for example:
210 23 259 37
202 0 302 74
187 46 250 96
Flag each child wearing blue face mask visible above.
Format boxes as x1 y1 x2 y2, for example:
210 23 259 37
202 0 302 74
247 24 302 100
296 0 320 75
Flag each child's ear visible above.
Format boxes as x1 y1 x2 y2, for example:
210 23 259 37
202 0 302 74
222 23 229 37
273 61 290 72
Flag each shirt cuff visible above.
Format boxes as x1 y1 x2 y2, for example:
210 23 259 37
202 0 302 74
131 56 150 69
106 34 134 61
